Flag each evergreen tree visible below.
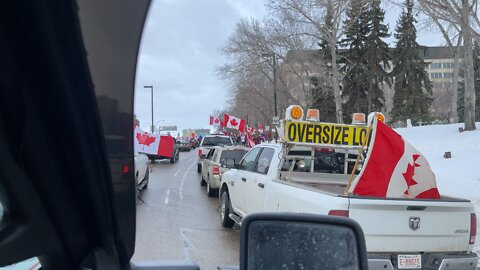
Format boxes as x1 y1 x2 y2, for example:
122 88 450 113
310 76 336 122
364 0 391 113
340 0 371 122
390 0 432 124
314 4 336 122
474 42 480 120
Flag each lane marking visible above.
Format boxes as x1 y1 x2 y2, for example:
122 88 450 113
173 169 180 177
164 189 170 205
179 162 196 200
188 158 193 162
180 228 197 260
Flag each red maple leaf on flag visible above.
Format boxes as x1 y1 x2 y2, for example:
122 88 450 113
230 119 238 126
214 118 220 124
136 132 156 146
402 154 420 195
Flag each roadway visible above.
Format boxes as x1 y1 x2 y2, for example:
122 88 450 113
133 149 240 269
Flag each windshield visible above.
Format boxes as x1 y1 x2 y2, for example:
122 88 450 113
3 0 480 269
201 137 232 146
115 0 480 269
220 149 248 165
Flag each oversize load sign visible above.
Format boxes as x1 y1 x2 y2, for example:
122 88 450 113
285 121 368 146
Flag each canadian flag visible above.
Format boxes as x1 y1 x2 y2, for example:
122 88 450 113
247 132 255 147
134 126 175 157
347 119 440 199
209 116 222 127
246 126 254 133
224 114 246 132
258 123 264 133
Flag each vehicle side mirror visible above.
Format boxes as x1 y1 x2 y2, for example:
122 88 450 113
225 159 237 169
239 213 368 270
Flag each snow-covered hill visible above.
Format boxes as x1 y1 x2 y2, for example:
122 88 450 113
396 123 480 256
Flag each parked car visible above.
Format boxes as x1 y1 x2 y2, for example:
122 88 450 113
178 138 192 152
147 137 180 163
200 146 249 197
134 153 150 191
197 135 234 173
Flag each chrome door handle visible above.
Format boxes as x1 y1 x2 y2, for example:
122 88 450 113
258 183 264 188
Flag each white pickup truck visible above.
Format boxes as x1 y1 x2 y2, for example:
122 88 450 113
220 119 478 270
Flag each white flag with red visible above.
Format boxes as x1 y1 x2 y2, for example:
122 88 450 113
258 123 264 133
209 115 222 127
224 114 246 132
347 119 440 199
247 132 255 147
134 126 174 157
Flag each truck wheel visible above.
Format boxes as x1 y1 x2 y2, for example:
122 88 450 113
200 173 206 186
206 179 217 197
197 164 201 173
220 190 235 228
142 169 149 190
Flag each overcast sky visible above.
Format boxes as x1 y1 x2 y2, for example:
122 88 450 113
134 0 443 135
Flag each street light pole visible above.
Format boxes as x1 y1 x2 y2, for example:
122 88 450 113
144 85 154 133
272 54 277 117
262 53 278 118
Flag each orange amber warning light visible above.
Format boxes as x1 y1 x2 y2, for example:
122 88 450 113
352 113 366 125
306 109 320 122
285 105 304 121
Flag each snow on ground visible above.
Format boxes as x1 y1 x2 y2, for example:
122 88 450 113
396 122 480 257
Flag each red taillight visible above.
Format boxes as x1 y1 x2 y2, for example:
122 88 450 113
198 149 202 156
213 165 220 175
328 210 349 217
470 213 477 244
122 165 129 174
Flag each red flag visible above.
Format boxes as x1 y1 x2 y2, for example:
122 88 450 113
134 125 174 157
157 136 174 157
247 132 255 147
224 114 246 132
347 120 440 199
210 116 222 127
258 123 264 133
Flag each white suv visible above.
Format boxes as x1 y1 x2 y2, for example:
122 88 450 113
197 135 234 173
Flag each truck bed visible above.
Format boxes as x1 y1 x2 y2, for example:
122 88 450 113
279 171 349 195
279 171 470 202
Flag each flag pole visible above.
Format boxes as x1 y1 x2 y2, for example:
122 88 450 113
344 120 375 195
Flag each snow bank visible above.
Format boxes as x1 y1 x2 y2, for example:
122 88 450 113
396 122 480 257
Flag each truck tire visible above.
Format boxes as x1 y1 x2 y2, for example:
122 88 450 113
200 173 206 186
220 190 235 228
197 164 201 173
142 169 149 190
206 179 217 197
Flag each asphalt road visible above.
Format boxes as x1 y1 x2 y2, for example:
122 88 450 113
133 150 240 269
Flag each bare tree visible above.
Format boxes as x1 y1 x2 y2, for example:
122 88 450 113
217 16 329 123
417 0 478 130
266 0 371 123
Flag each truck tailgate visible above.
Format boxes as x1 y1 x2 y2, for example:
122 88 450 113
348 197 473 252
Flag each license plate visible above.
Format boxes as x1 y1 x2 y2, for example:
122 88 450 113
398 254 421 269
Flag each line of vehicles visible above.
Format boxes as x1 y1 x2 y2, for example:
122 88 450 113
197 106 479 270
135 136 199 193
